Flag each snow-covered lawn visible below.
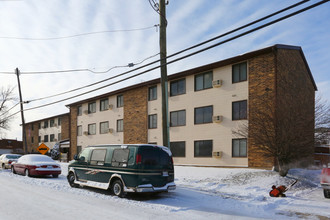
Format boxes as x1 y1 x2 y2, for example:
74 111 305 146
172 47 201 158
0 163 329 219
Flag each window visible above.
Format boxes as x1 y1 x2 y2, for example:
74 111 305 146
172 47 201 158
195 71 213 91
88 123 96 135
194 140 212 157
88 102 96 114
111 149 129 167
90 149 107 165
170 78 186 96
38 123 41 129
58 117 62 126
78 148 91 162
77 106 82 116
58 133 61 141
117 119 123 132
232 62 247 83
31 137 34 144
195 106 213 124
170 110 186 127
232 100 247 120
117 95 124 108
171 141 185 157
148 86 157 101
44 120 48 128
50 119 55 127
44 135 48 142
31 124 34 131
38 136 41 143
77 126 82 136
100 121 109 134
50 134 55 142
100 98 109 111
148 114 157 129
232 139 247 157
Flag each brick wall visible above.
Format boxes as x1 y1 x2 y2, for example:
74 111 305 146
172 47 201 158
248 52 276 168
25 123 39 153
60 114 70 140
69 106 78 159
275 48 315 167
123 86 148 144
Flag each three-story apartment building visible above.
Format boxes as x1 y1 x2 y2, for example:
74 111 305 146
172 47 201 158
25 113 70 153
66 44 316 168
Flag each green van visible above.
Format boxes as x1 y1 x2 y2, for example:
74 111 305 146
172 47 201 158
67 144 176 197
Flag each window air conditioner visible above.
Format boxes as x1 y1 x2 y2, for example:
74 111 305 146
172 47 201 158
83 131 89 135
83 110 89 115
212 115 223 123
212 151 222 158
108 128 114 134
108 104 113 110
212 80 222 88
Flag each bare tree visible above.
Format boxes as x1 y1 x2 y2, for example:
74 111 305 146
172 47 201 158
0 86 17 132
315 95 330 145
233 76 314 177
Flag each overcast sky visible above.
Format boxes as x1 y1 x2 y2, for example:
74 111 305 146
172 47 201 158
0 0 329 140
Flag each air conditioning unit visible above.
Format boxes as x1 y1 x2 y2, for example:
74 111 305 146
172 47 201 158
212 151 222 158
54 139 57 142
54 123 57 127
108 128 114 134
83 110 89 115
83 131 89 136
212 80 222 88
213 115 223 123
108 104 113 110
41 140 44 142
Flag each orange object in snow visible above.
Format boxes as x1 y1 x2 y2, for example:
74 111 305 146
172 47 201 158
269 179 297 197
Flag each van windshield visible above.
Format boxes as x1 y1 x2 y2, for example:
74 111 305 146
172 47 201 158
139 147 172 168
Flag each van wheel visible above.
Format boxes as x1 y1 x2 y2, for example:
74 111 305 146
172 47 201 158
11 166 16 174
68 172 79 188
111 180 125 197
324 189 330 199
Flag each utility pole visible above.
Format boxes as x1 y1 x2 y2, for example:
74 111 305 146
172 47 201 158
16 68 27 154
159 0 170 148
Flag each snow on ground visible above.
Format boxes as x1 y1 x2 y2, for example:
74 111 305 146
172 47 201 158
0 163 329 219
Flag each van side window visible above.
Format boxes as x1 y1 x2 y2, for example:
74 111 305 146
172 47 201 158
90 149 106 165
78 148 91 162
127 148 136 165
111 149 129 167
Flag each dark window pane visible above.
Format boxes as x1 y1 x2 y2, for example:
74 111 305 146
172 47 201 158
232 62 247 83
232 139 247 157
171 142 185 157
195 74 204 91
204 72 213 89
194 140 212 157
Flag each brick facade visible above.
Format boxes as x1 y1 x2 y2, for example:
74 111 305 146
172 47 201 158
247 47 315 168
26 123 39 153
69 106 78 159
60 115 70 140
123 86 148 144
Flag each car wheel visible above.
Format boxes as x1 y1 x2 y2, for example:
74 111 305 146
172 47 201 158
111 180 125 198
67 172 79 188
1 163 5 169
11 166 16 174
25 169 30 177
52 174 59 178
324 189 330 199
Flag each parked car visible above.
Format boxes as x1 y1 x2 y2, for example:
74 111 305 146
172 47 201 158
67 144 176 197
0 154 21 169
321 163 330 198
11 154 61 178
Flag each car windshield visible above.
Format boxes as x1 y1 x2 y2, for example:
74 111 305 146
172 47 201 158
7 155 21 159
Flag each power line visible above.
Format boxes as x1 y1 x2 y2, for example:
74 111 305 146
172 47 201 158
0 25 159 41
0 0 311 76
5 0 328 117
15 0 312 101
24 53 160 103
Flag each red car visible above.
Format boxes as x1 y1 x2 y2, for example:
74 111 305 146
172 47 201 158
11 154 61 178
321 163 330 198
